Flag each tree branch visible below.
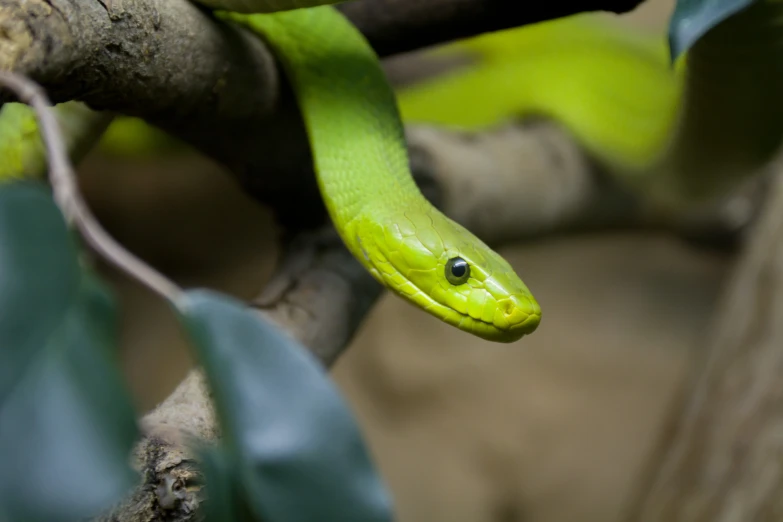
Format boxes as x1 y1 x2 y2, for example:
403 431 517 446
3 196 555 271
1 0 645 228
338 0 645 57
624 158 783 521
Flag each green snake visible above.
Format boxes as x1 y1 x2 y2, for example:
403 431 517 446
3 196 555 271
398 0 783 209
3 0 783 343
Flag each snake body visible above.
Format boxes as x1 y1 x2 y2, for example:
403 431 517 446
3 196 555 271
223 7 542 342
398 0 783 208
397 15 682 172
3 0 783 342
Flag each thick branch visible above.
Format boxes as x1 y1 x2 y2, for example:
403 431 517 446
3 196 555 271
625 159 783 521
253 226 382 367
338 0 645 56
0 0 278 119
1 0 644 227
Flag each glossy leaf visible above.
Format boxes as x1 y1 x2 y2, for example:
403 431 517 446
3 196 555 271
178 290 394 522
0 182 139 522
668 0 757 59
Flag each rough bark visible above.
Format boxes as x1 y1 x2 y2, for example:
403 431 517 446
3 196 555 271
623 159 783 522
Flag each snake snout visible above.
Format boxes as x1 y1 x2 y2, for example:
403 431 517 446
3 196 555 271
499 296 541 337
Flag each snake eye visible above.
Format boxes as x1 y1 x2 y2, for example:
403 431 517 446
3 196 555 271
445 257 470 285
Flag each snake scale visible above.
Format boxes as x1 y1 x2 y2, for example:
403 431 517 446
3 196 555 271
2 0 783 343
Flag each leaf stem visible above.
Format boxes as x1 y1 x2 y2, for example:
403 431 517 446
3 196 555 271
0 71 184 303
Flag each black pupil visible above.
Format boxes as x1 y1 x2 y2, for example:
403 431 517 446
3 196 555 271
451 261 467 277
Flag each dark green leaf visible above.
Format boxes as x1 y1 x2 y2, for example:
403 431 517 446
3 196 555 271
178 290 394 522
668 0 756 59
0 182 139 522
198 447 242 522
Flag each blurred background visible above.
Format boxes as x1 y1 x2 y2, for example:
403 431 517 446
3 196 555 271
77 0 737 520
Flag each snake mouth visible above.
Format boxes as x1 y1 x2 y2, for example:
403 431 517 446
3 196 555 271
418 296 541 343
376 265 540 343
455 311 541 343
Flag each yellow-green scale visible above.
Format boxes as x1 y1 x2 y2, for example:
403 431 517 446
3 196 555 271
223 6 542 343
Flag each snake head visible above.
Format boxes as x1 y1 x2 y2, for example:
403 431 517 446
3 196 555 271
355 208 541 343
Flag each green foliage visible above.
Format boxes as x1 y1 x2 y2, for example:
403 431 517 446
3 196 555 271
669 0 758 59
0 186 393 522
178 290 394 522
0 182 140 522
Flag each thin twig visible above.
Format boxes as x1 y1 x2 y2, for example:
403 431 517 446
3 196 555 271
0 71 183 303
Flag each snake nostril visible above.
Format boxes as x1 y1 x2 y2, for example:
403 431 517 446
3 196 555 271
501 300 514 316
